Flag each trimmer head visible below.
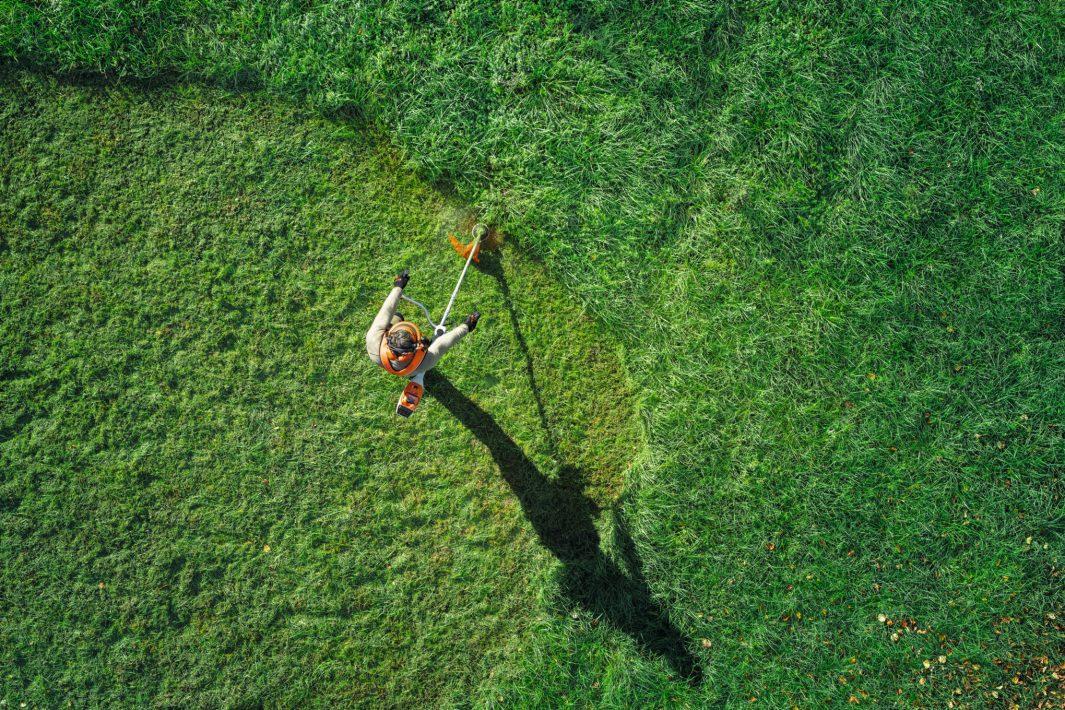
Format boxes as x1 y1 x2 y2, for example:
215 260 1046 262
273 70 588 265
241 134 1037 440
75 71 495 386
449 234 481 263
449 223 490 263
395 380 424 417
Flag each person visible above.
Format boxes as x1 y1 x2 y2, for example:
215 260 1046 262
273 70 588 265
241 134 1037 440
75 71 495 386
366 269 480 390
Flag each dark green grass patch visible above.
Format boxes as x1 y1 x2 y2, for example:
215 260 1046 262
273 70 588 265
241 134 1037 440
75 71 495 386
0 71 645 706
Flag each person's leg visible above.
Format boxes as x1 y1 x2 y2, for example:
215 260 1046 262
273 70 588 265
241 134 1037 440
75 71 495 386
365 286 403 365
413 323 469 376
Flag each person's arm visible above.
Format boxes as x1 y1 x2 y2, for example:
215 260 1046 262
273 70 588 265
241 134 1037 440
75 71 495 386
414 311 479 374
365 271 409 363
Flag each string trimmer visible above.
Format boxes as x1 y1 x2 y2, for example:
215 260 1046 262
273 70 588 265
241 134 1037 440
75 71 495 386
394 224 487 416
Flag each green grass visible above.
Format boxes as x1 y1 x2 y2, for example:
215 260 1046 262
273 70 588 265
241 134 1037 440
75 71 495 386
3 0 1065 706
0 71 642 706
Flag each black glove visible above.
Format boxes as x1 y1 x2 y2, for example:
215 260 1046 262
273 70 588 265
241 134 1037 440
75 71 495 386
464 311 481 332
394 269 410 288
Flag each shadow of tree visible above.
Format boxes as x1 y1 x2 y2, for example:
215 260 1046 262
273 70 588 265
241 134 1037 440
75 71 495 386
426 253 702 682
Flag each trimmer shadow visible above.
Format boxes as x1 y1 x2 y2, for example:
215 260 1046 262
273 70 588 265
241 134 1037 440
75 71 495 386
475 252 558 455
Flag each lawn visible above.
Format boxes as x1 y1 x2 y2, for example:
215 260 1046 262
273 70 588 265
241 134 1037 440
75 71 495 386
0 71 642 706
2 0 1064 706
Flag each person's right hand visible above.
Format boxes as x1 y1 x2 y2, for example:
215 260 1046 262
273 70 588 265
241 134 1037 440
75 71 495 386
464 311 481 332
394 269 410 288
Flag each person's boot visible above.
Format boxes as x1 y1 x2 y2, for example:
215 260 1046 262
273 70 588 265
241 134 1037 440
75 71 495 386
464 311 481 332
394 269 410 288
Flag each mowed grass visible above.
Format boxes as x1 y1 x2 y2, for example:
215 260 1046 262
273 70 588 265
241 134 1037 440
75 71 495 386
4 0 1065 706
0 71 642 706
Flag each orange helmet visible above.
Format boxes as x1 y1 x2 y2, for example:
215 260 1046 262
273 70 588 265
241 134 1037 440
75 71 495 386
379 322 428 376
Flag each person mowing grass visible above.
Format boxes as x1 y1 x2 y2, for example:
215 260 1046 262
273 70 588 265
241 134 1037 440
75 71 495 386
366 268 480 415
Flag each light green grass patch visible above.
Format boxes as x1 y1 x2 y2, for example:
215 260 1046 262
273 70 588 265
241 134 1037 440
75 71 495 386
0 71 645 707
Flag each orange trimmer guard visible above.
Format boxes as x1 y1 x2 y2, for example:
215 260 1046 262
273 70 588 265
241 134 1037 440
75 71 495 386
448 234 481 263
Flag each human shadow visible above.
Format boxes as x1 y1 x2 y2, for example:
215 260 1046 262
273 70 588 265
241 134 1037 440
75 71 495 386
425 370 702 683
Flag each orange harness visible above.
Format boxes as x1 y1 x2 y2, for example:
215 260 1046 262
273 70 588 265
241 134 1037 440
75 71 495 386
378 322 427 376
